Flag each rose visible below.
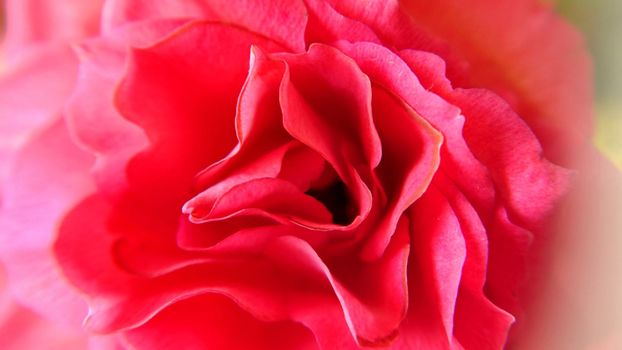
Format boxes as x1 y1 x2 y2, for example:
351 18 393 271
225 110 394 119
0 0 615 349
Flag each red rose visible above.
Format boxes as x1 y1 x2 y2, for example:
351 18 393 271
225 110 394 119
0 1 618 349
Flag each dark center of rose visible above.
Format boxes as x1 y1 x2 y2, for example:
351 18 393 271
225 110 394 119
305 180 355 225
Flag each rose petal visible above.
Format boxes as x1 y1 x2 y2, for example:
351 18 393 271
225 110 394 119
0 45 79 197
184 142 294 217
321 217 411 347
449 88 573 229
188 47 290 208
434 173 515 349
409 186 466 343
323 0 592 163
277 143 326 191
2 0 103 60
0 120 94 327
484 207 534 316
116 223 329 277
279 44 381 171
336 42 495 216
0 262 87 350
398 0 593 163
56 200 356 349
186 177 333 224
278 44 380 227
176 208 282 251
102 0 308 52
360 86 442 260
116 22 285 209
122 294 318 350
302 0 381 45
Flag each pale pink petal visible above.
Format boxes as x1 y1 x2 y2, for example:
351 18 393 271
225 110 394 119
102 0 308 52
2 0 104 59
0 120 94 328
0 278 87 350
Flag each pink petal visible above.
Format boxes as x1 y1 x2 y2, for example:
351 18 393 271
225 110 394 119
176 205 286 251
186 177 332 224
103 0 308 52
123 294 318 350
57 190 401 349
409 186 467 343
484 207 533 316
116 22 285 208
116 223 329 277
449 88 573 229
325 0 592 162
322 218 411 347
264 235 410 348
187 47 290 208
337 41 496 240
279 44 381 171
277 143 326 191
302 0 381 45
56 199 355 349
2 0 103 60
0 45 79 197
360 85 442 260
278 44 380 226
336 42 493 215
434 173 515 349
0 120 94 328
0 263 87 350
65 19 195 203
399 0 593 163
186 142 294 217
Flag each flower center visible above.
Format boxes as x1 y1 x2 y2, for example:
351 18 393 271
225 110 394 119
305 180 355 225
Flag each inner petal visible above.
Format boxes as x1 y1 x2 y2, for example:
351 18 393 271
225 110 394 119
277 44 380 229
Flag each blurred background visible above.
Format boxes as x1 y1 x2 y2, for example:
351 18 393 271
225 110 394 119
557 0 622 168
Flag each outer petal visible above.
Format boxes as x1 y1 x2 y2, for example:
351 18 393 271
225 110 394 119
2 0 103 60
398 0 593 162
302 0 381 45
0 45 79 200
434 173 515 350
0 120 95 327
322 0 592 161
392 186 466 349
337 41 494 217
0 263 87 350
398 49 573 230
55 197 359 349
123 294 318 350
64 20 187 200
102 0 308 52
115 22 285 208
447 88 573 229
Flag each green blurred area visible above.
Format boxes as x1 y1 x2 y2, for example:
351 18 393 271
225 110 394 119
556 0 622 168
